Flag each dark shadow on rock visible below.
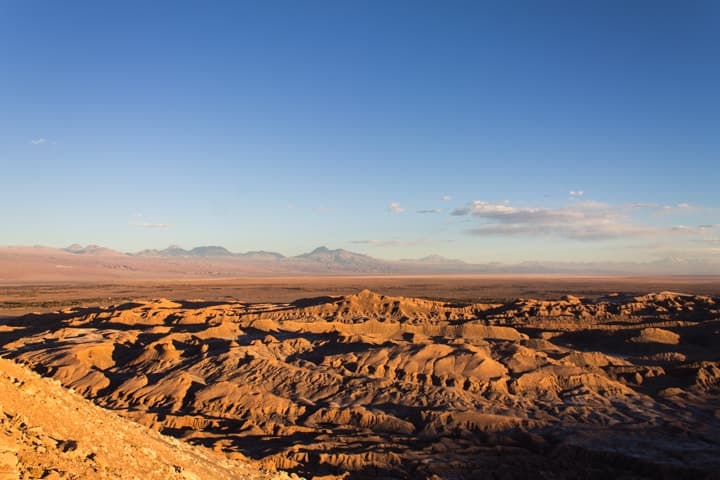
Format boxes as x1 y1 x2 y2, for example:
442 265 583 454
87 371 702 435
290 295 342 308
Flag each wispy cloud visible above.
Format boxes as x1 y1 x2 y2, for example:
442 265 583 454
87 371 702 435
453 200 709 241
389 202 405 214
575 200 609 209
313 205 331 214
30 138 47 145
450 207 471 216
417 209 441 214
350 238 451 247
627 203 660 209
656 202 697 214
441 195 452 201
569 190 584 198
129 222 170 229
350 239 407 247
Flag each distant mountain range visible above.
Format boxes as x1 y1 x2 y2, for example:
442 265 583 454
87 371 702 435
0 243 717 282
134 245 237 257
64 243 122 256
42 243 720 275
64 244 466 269
60 243 720 274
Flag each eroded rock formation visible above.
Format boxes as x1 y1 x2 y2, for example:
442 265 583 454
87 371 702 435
2 290 719 478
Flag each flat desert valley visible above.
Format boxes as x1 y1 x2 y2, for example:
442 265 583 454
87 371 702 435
1 276 720 479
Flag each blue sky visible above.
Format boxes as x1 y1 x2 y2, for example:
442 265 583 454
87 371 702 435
1 1 718 263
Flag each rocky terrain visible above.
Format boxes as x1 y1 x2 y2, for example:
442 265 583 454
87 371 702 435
0 357 296 480
1 290 720 479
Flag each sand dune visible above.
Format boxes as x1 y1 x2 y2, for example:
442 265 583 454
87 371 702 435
2 290 720 478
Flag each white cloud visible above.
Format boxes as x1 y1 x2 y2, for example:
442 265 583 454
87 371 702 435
569 190 584 198
129 222 170 229
389 202 405 214
454 199 708 241
417 209 441 214
441 195 452 201
30 138 47 145
457 201 568 223
658 203 699 214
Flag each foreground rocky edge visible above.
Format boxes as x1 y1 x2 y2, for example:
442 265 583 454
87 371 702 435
1 290 720 479
0 357 298 480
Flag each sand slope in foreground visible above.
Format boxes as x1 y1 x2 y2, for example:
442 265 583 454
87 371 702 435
0 357 298 480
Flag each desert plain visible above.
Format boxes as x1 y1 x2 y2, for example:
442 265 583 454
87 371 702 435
1 275 720 479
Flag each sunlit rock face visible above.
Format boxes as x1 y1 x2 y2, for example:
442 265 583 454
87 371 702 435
0 358 296 480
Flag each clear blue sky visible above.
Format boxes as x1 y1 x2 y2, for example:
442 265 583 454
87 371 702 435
1 1 718 263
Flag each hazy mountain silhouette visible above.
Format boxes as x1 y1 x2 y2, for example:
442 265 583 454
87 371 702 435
2 244 719 280
292 246 393 272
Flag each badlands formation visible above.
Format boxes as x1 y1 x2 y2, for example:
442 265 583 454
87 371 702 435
1 289 720 479
0 358 295 480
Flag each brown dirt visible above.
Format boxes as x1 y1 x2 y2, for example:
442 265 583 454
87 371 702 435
2 275 720 316
0 358 298 480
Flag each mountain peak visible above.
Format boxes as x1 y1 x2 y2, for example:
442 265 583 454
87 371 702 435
188 246 232 256
63 244 120 255
417 254 466 265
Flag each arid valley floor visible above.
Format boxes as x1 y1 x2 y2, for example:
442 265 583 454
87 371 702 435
2 277 720 479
